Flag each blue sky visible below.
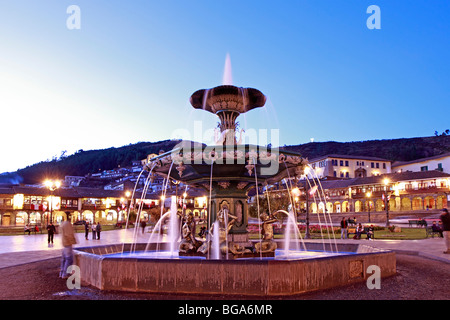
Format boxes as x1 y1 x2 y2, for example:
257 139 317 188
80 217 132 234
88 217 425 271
0 1 449 173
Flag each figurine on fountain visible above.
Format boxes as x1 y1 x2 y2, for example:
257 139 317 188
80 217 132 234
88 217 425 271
179 211 203 254
254 211 278 254
198 207 242 256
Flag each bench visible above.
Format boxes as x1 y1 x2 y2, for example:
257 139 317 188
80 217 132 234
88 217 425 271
347 227 374 240
408 219 427 227
24 226 42 235
426 226 442 238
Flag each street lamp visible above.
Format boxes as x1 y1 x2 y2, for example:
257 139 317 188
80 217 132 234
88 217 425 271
383 178 390 227
366 191 372 223
298 182 311 239
44 179 61 224
123 190 132 224
291 187 300 220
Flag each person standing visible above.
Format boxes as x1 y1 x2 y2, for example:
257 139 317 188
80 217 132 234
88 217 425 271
47 222 56 246
96 222 102 240
91 222 97 240
440 208 450 254
84 221 90 240
366 225 375 240
59 212 77 279
140 219 147 234
356 223 364 240
340 217 348 239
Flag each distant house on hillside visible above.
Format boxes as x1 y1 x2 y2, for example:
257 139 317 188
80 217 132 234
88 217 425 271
64 176 85 187
307 154 391 179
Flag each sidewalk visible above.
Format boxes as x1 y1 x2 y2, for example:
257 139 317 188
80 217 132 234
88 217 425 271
303 237 450 264
0 228 151 268
0 228 448 269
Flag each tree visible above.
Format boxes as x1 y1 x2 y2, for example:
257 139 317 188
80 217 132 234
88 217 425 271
435 129 449 136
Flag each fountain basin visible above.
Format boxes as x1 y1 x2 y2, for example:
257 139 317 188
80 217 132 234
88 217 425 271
74 242 396 296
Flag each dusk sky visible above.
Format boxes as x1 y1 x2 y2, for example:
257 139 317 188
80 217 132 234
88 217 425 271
1 1 449 174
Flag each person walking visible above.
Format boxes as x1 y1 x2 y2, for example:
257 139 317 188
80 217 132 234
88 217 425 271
91 222 97 240
140 219 147 234
96 222 102 240
47 222 56 246
84 221 90 240
59 212 77 279
440 208 450 254
340 217 348 239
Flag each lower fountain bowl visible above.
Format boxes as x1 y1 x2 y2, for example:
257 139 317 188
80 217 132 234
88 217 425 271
73 242 396 296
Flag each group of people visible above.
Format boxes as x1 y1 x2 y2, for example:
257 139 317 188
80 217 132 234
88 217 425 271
440 208 450 254
24 224 40 235
340 217 374 240
83 221 102 240
42 220 102 246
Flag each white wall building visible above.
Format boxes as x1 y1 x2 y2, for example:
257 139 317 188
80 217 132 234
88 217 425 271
308 154 391 179
392 152 450 175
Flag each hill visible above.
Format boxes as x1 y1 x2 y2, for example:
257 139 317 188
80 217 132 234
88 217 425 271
11 140 181 185
282 135 450 162
2 135 450 185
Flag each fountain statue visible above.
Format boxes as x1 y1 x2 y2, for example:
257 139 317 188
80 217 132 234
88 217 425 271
179 211 202 254
254 212 278 254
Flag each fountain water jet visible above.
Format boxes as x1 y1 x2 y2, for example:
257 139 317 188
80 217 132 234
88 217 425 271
222 53 233 86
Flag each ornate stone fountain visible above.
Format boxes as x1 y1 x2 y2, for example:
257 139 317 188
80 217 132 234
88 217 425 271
73 79 396 296
147 84 304 258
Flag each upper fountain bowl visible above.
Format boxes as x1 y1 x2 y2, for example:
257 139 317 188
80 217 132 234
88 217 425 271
190 85 266 115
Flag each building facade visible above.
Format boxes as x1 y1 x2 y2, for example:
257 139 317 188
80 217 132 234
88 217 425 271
392 152 450 175
0 184 209 227
308 154 391 179
295 170 450 214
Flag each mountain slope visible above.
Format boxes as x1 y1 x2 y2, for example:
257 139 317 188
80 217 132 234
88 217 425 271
3 135 450 185
13 140 181 184
282 135 450 162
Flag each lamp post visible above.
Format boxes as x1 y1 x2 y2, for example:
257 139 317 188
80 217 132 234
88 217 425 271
297 182 311 239
366 191 372 223
124 190 131 224
291 187 300 222
44 179 61 224
383 178 390 227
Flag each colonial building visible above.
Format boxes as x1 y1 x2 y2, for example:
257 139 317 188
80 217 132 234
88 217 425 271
0 184 209 227
296 170 450 214
0 185 135 226
308 154 391 179
392 152 450 175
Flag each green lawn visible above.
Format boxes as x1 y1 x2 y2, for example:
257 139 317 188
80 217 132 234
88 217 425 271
373 227 427 240
248 227 428 240
1 224 429 240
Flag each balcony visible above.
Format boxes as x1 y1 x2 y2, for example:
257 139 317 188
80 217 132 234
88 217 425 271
81 204 107 210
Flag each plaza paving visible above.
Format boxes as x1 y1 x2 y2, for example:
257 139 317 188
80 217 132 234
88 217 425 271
0 227 448 269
